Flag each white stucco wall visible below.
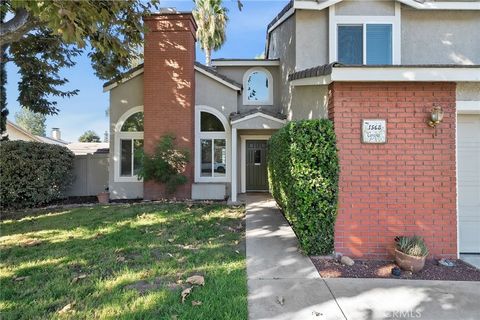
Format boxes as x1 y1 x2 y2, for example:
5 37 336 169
336 0 395 16
401 8 480 65
295 9 329 71
108 74 144 200
213 65 281 115
289 86 329 121
268 13 296 115
457 82 480 101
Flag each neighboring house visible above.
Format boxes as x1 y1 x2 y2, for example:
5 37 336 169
103 2 480 259
4 120 43 142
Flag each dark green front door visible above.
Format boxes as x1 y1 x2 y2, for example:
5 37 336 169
246 140 268 191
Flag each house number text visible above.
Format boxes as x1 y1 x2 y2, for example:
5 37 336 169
362 119 387 144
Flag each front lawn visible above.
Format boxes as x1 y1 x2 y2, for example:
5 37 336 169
0 203 247 319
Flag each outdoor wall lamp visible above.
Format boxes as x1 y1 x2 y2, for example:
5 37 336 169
427 105 444 136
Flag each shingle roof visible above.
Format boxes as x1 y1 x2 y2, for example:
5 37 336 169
266 0 293 31
103 62 241 91
229 108 287 122
288 62 339 81
289 63 480 81
194 62 242 89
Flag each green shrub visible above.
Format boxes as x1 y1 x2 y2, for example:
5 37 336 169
137 134 189 194
268 119 339 255
0 140 75 209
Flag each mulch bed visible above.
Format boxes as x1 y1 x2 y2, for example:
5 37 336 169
310 257 480 281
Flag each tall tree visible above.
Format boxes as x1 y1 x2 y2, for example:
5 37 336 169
14 107 46 136
0 0 158 135
193 0 228 66
79 130 101 143
1 9 9 141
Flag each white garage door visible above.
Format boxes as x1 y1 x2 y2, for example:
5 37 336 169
458 114 480 253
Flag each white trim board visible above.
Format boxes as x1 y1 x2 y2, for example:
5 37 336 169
457 101 480 114
103 65 241 92
231 113 286 126
397 0 480 10
291 67 480 86
103 68 144 92
240 135 271 194
211 60 280 67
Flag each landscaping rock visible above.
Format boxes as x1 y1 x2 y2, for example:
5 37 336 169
438 258 456 267
340 255 355 266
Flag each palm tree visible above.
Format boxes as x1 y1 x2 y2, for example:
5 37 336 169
193 0 228 66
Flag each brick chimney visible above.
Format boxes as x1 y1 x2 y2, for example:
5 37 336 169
142 10 197 200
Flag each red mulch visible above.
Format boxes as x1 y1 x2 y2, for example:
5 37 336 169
310 257 480 281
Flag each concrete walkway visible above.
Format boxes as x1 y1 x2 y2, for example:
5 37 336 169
246 194 480 320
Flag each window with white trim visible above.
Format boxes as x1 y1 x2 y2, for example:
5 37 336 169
115 109 144 181
243 67 273 105
199 112 227 178
338 23 392 65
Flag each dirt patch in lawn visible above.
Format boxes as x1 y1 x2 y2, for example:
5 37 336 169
124 278 184 295
311 258 480 281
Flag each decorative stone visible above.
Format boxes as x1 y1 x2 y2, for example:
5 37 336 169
340 255 355 266
391 267 401 277
438 258 456 267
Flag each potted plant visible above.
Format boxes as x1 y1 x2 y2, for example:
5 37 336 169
394 235 429 273
97 187 110 204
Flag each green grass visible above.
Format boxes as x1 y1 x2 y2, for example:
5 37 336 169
0 203 247 319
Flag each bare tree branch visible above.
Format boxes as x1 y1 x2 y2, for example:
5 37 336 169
0 8 38 45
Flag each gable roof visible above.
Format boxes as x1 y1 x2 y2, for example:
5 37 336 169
5 120 43 142
103 62 241 92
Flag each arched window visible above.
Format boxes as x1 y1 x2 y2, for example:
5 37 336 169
243 67 273 105
195 106 230 182
115 107 144 181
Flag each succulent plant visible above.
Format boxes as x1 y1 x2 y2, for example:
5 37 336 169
395 235 429 257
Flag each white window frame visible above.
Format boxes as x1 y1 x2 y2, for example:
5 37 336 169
329 3 401 65
114 106 144 182
242 67 274 106
195 105 231 183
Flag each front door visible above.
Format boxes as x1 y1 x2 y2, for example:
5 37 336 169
246 140 268 191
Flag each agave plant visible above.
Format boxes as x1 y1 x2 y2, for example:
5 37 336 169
395 235 429 257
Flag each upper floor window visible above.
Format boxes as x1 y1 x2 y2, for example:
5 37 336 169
338 24 392 65
243 67 273 105
329 4 400 65
115 107 144 182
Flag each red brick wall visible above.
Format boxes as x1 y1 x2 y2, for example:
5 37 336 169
143 13 197 200
328 82 457 259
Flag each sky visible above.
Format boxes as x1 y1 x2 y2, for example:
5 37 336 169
5 0 289 142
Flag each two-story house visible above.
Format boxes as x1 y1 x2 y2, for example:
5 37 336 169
103 1 480 259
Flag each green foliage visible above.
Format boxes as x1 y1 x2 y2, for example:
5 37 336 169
78 130 101 143
0 140 75 209
395 236 429 257
14 107 46 136
267 119 339 255
138 135 190 195
0 0 158 134
1 12 8 140
193 0 228 65
0 204 247 319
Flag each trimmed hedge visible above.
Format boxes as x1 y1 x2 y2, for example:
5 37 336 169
267 119 339 255
0 141 75 209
